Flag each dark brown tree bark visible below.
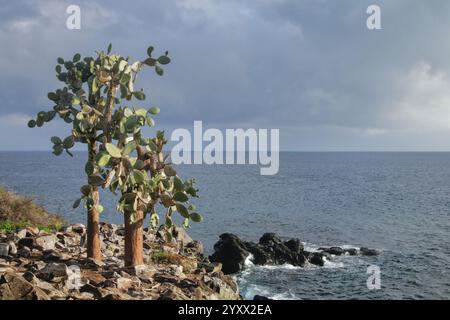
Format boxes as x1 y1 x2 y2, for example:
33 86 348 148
103 86 118 146
124 210 144 267
87 140 102 261
87 190 101 260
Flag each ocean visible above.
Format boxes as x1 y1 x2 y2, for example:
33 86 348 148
0 151 449 299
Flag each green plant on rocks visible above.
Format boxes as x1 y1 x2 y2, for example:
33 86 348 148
29 44 202 267
0 185 64 232
94 52 202 266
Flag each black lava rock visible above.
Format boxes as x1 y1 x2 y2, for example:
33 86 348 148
320 247 344 256
284 239 304 253
209 233 250 274
210 233 307 274
360 247 378 256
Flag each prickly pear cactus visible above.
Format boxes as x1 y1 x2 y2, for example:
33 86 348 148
29 44 202 241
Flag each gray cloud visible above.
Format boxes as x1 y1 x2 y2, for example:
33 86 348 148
1 0 450 150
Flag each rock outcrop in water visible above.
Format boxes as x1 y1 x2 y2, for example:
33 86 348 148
0 224 240 300
209 233 379 275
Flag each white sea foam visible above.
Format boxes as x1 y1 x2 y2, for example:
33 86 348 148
269 291 300 300
341 244 361 250
258 263 301 270
303 242 321 252
323 257 345 269
241 283 272 300
244 254 255 267
240 282 300 300
242 254 305 272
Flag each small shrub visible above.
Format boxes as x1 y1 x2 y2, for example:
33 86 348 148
0 186 64 231
151 251 184 265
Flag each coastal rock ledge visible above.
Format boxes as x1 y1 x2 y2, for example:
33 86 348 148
209 233 379 274
0 224 240 300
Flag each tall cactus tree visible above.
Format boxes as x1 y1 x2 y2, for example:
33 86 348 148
96 49 202 267
29 44 202 267
100 128 202 266
28 47 115 260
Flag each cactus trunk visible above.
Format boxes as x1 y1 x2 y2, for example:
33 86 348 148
87 190 101 260
103 86 118 145
124 210 144 267
87 139 102 261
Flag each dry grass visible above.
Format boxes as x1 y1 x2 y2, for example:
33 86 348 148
151 250 198 272
151 251 185 264
0 185 65 232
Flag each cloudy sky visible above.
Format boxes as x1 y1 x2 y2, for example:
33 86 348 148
1 0 450 151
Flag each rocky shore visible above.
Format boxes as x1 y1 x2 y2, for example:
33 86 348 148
0 224 380 300
209 233 379 275
0 224 240 300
